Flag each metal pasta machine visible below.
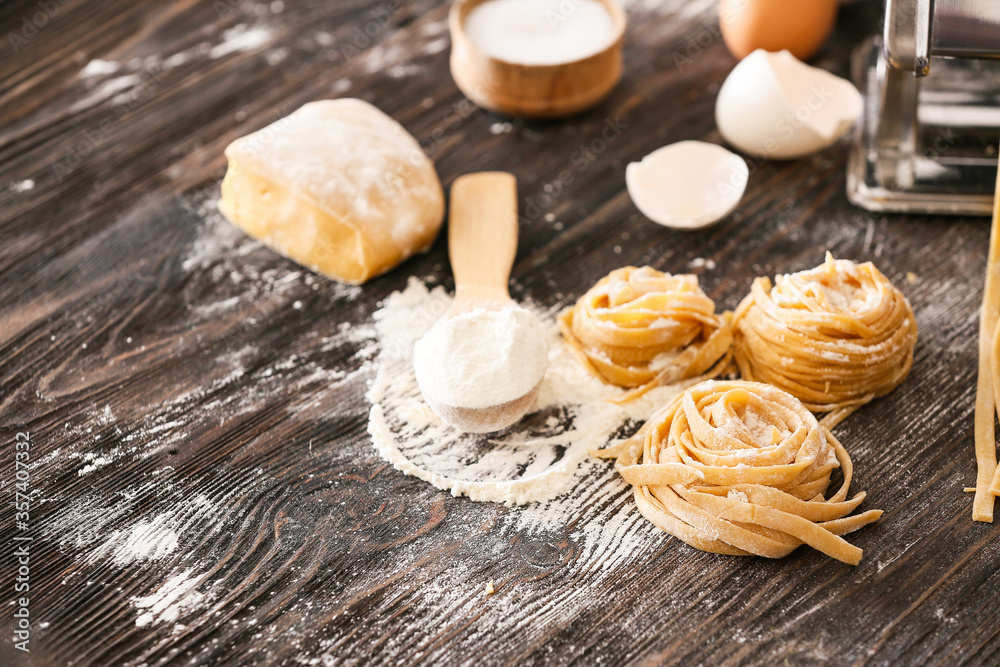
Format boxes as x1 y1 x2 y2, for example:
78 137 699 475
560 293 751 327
849 0 1000 215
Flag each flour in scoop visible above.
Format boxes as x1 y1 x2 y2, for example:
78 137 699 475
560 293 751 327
413 306 547 410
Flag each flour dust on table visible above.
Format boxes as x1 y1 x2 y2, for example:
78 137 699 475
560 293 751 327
367 277 699 505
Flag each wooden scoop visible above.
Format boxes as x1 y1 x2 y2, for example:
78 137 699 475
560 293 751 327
416 172 545 433
446 172 518 315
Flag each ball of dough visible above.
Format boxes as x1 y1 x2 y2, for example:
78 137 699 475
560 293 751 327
219 99 445 284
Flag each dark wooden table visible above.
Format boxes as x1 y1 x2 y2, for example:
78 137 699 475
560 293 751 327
3 0 1000 665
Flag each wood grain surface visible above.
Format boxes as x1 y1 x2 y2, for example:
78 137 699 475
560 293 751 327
2 0 1000 665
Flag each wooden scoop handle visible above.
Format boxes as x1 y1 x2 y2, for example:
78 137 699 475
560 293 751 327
448 172 518 307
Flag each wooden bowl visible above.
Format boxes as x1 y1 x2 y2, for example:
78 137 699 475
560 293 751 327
448 0 626 118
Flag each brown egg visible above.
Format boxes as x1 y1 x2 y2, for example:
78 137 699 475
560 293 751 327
719 0 838 62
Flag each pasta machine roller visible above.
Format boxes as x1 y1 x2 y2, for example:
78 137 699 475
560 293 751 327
848 0 1000 215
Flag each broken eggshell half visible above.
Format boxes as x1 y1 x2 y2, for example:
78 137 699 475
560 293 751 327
626 140 749 230
715 49 863 160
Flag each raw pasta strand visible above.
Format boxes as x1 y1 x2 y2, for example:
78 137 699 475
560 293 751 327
990 315 1000 498
594 380 882 565
974 171 1000 518
732 254 917 429
559 266 733 402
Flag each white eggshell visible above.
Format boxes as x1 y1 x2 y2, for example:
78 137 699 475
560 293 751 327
626 140 748 230
715 49 863 160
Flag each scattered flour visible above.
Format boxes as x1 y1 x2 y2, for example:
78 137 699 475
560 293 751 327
104 516 180 566
266 47 290 65
313 30 335 47
386 63 421 79
359 41 412 75
181 198 261 273
420 18 448 38
133 569 207 627
29 184 388 644
80 494 220 568
10 179 35 192
152 41 214 71
80 59 121 78
44 495 138 554
367 278 695 505
424 37 449 55
77 453 115 476
294 454 691 665
70 73 142 112
210 24 275 59
727 489 749 503
99 404 115 424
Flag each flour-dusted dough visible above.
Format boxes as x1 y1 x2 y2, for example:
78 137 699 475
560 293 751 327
219 99 445 284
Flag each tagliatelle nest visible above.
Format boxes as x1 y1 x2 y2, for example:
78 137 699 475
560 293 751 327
559 266 733 402
594 380 882 565
732 253 918 428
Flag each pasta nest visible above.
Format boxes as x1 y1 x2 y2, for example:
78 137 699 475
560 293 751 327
732 253 917 426
594 380 882 565
559 266 733 399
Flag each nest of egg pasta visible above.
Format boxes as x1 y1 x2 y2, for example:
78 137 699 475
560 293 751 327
559 266 733 402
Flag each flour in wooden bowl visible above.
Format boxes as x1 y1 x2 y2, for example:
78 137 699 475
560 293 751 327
367 278 698 505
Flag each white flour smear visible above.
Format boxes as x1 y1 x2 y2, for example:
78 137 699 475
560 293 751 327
209 24 275 59
133 568 210 628
103 516 180 566
367 277 695 506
